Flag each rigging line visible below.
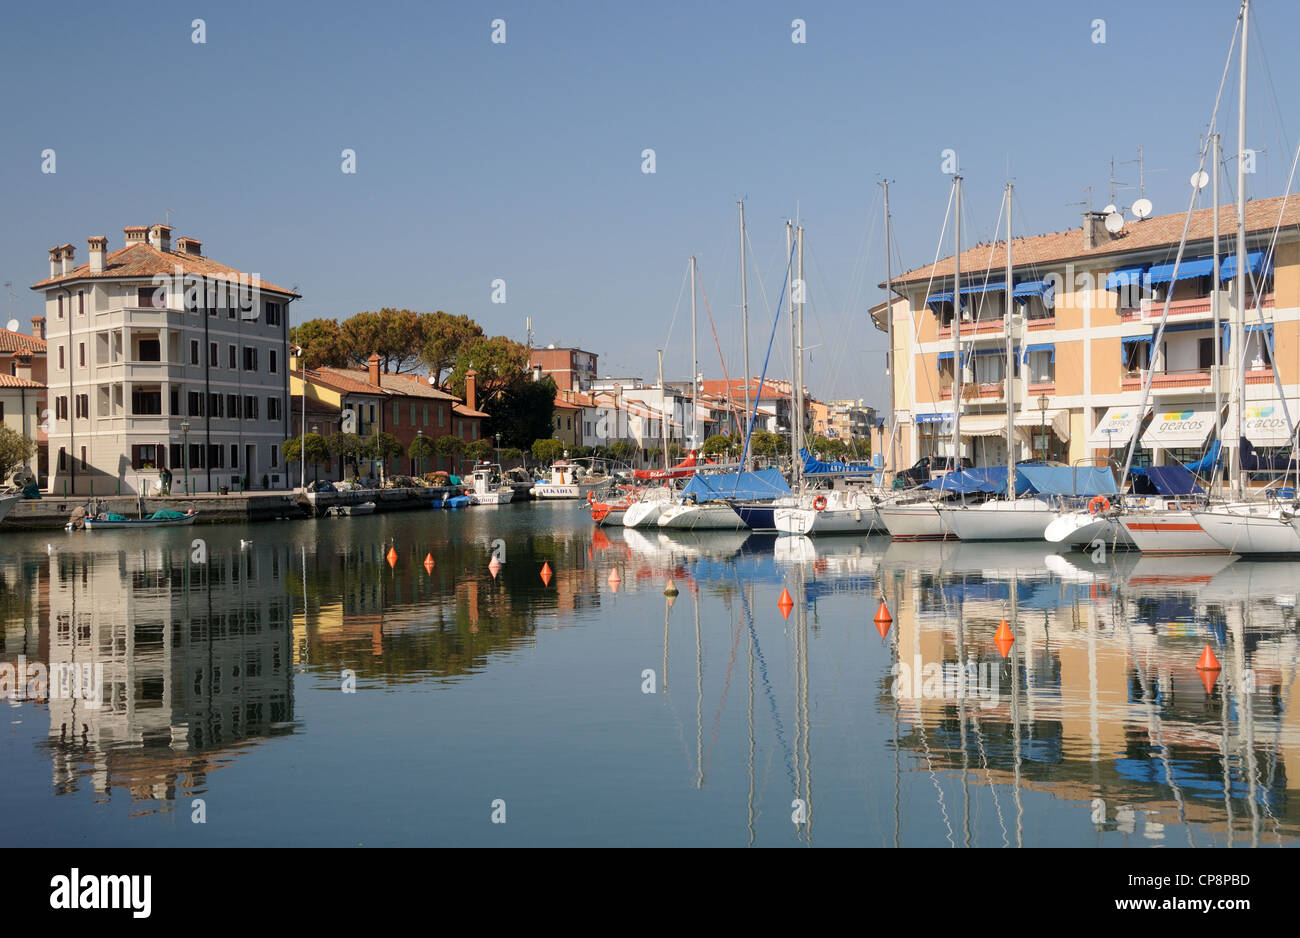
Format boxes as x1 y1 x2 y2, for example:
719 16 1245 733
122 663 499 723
736 236 797 476
741 587 798 792
693 261 744 438
1249 8 1291 189
702 596 747 778
662 261 692 358
883 184 958 466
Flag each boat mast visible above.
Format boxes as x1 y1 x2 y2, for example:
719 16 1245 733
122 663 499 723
795 224 805 489
1212 131 1223 497
659 347 668 470
1231 0 1249 500
1004 181 1015 499
952 174 963 466
690 254 699 451
880 180 896 481
739 200 751 471
786 221 797 474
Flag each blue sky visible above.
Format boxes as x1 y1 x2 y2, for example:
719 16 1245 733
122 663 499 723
2 0 1295 408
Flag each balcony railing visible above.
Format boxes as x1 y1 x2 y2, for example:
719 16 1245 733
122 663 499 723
1120 292 1274 321
1121 366 1276 392
940 380 1007 401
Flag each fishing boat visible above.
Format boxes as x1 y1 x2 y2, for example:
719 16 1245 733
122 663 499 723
468 462 515 505
84 508 198 529
0 491 22 524
327 501 376 516
534 458 615 500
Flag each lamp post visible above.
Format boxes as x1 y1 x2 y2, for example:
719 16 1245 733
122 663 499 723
495 432 501 467
1038 393 1049 463
181 420 191 495
296 345 306 492
417 429 424 477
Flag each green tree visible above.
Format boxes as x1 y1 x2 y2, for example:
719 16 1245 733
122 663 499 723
464 439 492 463
281 432 332 482
448 335 529 410
435 434 465 474
485 375 556 449
531 438 565 465
420 311 485 384
328 432 364 479
751 430 789 459
409 434 436 475
289 318 347 368
0 427 36 485
337 309 426 374
609 440 636 463
667 442 684 460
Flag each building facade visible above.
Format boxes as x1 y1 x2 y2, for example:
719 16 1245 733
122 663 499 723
529 345 598 392
875 196 1300 477
31 225 296 495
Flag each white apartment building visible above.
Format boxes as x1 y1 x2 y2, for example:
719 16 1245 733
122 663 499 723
32 224 297 495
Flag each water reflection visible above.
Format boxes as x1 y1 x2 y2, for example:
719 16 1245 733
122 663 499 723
1 508 1297 846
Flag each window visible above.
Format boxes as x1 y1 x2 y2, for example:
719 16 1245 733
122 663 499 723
188 392 204 417
1199 337 1215 370
422 405 429 427
266 302 282 326
137 337 161 362
393 401 400 425
243 347 258 372
78 343 85 367
268 398 282 421
270 445 279 468
78 291 85 315
228 345 237 369
58 346 65 370
137 286 165 309
75 395 88 419
131 386 163 415
1123 340 1152 373
230 445 239 468
208 444 223 468
170 388 180 415
209 303 218 318
131 444 160 470
438 405 445 428
410 403 416 425
269 350 277 374
1027 350 1055 385
209 393 224 418
56 397 68 420
58 448 66 471
228 302 237 320
189 444 205 469
80 446 87 470
210 341 218 366
228 394 241 419
244 396 259 420
57 296 64 319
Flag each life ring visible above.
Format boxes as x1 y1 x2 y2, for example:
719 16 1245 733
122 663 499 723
812 494 828 512
1088 496 1111 515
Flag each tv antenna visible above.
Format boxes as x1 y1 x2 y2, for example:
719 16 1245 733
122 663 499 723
1068 186 1095 214
1106 155 1133 214
1121 146 1166 199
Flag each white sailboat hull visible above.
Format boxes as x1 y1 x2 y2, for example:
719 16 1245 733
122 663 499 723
1119 509 1226 554
934 498 1055 542
1194 506 1300 555
774 490 881 536
623 499 669 528
877 501 951 540
657 502 749 530
1044 510 1135 548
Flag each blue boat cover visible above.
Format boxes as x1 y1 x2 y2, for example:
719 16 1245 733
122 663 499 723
924 466 1031 496
799 448 868 475
1017 465 1118 496
1142 464 1204 495
681 467 791 502
1184 439 1220 474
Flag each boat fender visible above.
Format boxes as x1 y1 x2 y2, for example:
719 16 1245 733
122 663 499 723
812 494 828 512
1088 496 1111 516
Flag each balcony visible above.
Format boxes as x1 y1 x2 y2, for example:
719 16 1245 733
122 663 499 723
940 379 1008 402
937 317 1009 339
1120 292 1274 322
1026 316 1056 331
1121 366 1276 393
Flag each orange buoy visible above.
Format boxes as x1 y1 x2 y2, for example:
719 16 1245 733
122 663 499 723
386 547 397 568
994 619 1014 658
664 577 679 596
488 556 501 578
873 600 892 638
607 568 621 593
1199 667 1220 694
540 562 553 586
423 554 435 574
1196 644 1221 672
778 588 794 620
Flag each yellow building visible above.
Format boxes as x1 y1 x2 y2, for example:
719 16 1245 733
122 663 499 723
874 196 1300 476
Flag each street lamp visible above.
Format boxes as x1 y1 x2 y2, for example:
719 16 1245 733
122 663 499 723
181 420 191 495
495 432 501 466
295 345 306 492
417 429 424 477
1038 393 1049 463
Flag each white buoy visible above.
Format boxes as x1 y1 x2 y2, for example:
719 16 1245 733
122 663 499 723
240 539 252 549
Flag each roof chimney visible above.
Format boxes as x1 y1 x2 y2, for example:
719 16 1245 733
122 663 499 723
88 236 107 274
48 247 61 279
465 368 478 412
367 352 381 387
31 316 45 340
1082 212 1114 251
58 244 75 275
123 225 148 245
148 224 172 253
13 348 33 382
176 237 202 256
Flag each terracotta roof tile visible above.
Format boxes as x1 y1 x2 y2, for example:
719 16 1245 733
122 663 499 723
378 372 459 401
891 195 1300 287
452 403 489 418
30 242 299 297
312 367 389 397
0 328 46 353
0 373 43 389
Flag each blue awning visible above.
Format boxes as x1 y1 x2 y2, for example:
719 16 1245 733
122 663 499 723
1106 265 1148 290
1219 250 1271 281
1012 280 1053 301
1122 335 1153 346
681 467 792 502
1018 465 1119 496
1157 321 1214 335
1147 256 1214 284
1222 322 1273 351
925 292 954 313
1022 343 1055 363
959 280 1007 295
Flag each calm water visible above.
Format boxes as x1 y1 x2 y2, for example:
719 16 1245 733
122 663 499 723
1 501 1296 847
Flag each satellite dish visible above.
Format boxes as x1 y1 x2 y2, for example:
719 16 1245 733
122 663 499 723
1191 170 1210 190
1133 198 1153 220
1103 204 1118 215
5 319 17 332
1104 212 1125 234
